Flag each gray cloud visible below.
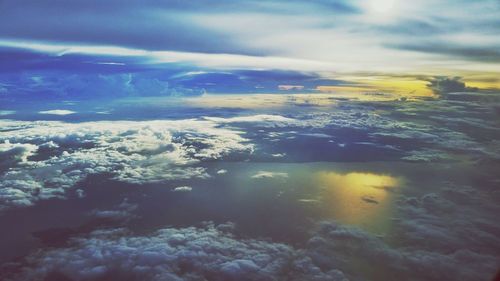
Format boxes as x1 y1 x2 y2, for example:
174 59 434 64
425 76 477 96
5 203 498 281
3 223 336 281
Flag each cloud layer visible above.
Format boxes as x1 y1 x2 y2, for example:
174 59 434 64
0 0 499 101
1 92 499 211
0 118 252 210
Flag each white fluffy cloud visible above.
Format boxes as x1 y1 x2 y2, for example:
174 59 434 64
203 114 299 128
0 119 253 210
1 97 498 211
172 186 193 192
251 171 289 179
38 110 76 115
5 222 347 281
0 141 38 166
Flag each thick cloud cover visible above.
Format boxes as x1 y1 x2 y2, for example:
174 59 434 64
1 0 499 97
0 118 252 210
2 93 499 211
0 0 356 55
0 49 345 100
0 95 498 281
3 164 499 281
4 194 498 281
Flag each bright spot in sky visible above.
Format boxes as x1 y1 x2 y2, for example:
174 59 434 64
316 171 402 233
368 0 396 14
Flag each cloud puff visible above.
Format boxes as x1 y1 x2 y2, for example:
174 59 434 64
216 169 228 175
38 110 76 115
203 114 299 128
426 76 473 95
0 118 253 210
172 186 193 192
278 85 305 91
251 171 289 179
0 141 38 168
0 110 15 116
89 198 138 221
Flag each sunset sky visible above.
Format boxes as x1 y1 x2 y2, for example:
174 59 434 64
0 1 499 281
1 0 499 100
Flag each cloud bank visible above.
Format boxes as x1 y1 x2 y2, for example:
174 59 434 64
0 118 252 210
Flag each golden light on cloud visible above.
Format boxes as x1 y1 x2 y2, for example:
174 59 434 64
183 93 341 108
461 72 500 90
317 76 436 98
316 171 403 233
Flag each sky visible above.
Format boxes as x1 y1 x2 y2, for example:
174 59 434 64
0 0 499 101
1 2 500 281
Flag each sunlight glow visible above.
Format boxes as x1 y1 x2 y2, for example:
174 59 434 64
362 0 401 23
368 0 397 14
316 171 403 233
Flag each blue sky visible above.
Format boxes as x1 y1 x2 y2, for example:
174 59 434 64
0 0 499 99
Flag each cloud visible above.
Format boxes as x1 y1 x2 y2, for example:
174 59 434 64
0 1 252 56
0 141 38 168
172 186 193 192
305 221 498 281
278 85 305 91
388 43 500 63
203 114 300 128
0 118 253 210
0 48 347 99
3 222 352 281
0 0 498 84
216 169 228 175
251 171 289 179
89 198 138 221
5 202 499 281
271 153 286 158
0 69 208 100
401 148 451 162
426 76 473 95
0 110 15 116
38 110 76 115
1 96 499 210
0 0 358 56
